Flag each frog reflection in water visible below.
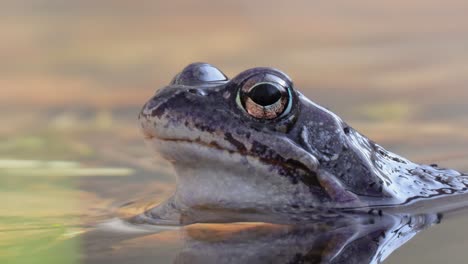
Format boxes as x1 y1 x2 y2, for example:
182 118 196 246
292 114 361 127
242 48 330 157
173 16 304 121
174 213 440 264
136 63 468 225
92 213 440 264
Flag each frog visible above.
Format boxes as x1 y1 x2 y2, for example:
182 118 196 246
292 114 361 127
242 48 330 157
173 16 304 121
135 62 468 225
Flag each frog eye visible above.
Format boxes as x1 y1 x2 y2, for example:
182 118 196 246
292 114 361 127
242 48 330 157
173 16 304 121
171 62 228 85
237 74 292 120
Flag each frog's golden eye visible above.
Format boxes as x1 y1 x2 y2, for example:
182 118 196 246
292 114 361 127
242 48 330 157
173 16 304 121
237 74 292 120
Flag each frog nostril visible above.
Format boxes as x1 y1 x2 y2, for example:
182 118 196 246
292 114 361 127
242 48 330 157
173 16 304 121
146 99 159 109
188 88 207 96
139 97 167 119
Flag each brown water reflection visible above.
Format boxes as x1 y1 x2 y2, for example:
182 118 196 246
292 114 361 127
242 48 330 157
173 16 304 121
1 1 468 263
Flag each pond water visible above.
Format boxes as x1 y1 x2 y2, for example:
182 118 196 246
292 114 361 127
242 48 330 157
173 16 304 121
2 1 468 263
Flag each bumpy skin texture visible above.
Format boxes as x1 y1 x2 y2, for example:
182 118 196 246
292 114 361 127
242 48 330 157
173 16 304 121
137 63 468 225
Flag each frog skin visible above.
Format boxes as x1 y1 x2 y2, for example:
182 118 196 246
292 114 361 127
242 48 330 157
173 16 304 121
136 62 468 225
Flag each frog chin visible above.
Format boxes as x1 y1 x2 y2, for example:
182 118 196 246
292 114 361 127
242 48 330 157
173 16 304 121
145 137 321 211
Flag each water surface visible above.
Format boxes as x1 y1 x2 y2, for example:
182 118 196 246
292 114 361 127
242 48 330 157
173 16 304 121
1 1 468 263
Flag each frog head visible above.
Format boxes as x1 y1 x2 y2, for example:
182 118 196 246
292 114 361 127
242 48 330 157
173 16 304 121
138 63 468 222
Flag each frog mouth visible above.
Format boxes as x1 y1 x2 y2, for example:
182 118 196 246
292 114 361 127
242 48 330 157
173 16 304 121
145 132 270 164
143 131 323 189
142 129 237 155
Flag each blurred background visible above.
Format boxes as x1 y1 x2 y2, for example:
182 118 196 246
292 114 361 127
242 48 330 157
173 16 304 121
1 1 468 263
